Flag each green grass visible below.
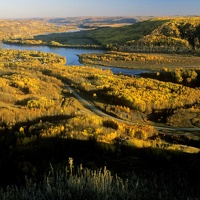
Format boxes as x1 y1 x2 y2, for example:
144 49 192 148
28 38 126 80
34 31 97 46
87 19 169 46
33 19 168 48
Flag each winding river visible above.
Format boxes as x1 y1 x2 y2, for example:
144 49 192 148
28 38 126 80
0 43 149 75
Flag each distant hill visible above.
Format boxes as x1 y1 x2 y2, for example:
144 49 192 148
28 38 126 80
30 18 167 49
2 17 200 54
88 16 200 53
43 16 153 28
0 20 70 41
87 19 167 46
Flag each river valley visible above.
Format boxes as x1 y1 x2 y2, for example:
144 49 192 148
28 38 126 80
0 43 149 75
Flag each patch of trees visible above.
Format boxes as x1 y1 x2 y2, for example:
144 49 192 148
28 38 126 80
3 37 101 49
0 49 67 127
142 68 200 88
125 17 200 53
0 49 66 67
49 65 200 114
79 51 200 69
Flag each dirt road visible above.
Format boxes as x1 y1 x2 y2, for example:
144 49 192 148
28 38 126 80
65 84 200 133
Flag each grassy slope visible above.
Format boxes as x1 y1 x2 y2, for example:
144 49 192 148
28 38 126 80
34 30 95 45
33 19 168 47
32 17 200 53
88 17 200 52
87 19 169 46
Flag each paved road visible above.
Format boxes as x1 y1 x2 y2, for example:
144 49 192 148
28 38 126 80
65 84 200 132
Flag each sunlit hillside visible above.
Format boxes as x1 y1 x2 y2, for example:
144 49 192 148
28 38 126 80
0 20 71 40
5 16 200 54
89 16 200 53
125 17 200 53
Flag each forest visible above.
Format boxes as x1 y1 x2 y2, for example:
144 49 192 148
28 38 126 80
0 48 200 199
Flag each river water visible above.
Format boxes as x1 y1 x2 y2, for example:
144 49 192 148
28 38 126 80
0 43 149 75
0 43 106 66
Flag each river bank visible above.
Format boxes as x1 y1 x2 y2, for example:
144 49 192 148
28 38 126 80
0 43 150 75
79 51 200 70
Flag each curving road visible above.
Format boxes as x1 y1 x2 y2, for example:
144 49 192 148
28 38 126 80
65 84 200 132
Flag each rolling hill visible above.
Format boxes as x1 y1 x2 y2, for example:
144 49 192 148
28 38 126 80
88 17 200 53
2 16 200 54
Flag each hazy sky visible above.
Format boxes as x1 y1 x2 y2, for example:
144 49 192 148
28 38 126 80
0 0 199 18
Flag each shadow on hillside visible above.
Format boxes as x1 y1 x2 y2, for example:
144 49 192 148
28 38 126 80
0 126 200 189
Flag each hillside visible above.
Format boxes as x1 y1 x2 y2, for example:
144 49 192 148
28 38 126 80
87 19 168 47
88 17 200 53
43 16 152 28
0 48 200 199
0 17 151 42
5 16 200 54
124 17 200 53
0 20 72 40
2 18 167 49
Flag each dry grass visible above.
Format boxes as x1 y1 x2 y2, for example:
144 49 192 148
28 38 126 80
0 161 198 200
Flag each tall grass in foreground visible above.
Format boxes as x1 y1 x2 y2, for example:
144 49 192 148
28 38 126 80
0 159 197 200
